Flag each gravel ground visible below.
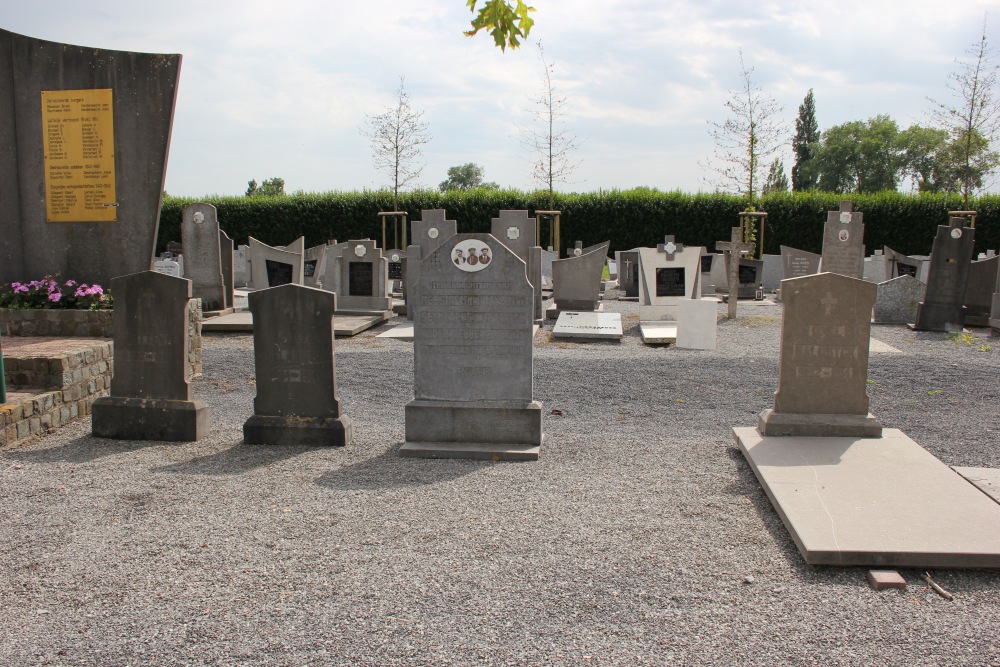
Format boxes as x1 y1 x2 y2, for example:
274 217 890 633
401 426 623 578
2 292 1000 667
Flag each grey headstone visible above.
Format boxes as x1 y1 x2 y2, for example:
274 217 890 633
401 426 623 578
780 246 821 281
219 229 234 309
303 244 329 289
722 254 763 298
874 275 925 325
699 252 717 296
0 29 180 287
248 236 304 289
883 247 926 282
335 240 391 313
637 244 703 320
402 233 542 460
819 201 865 279
234 245 249 287
912 219 976 332
549 241 611 316
91 271 209 441
863 254 888 284
963 256 999 326
405 210 458 320
243 284 352 446
318 242 346 295
616 249 642 299
760 254 782 291
385 249 406 294
492 210 543 322
758 272 881 437
181 203 227 311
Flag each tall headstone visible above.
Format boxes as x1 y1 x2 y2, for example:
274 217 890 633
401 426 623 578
181 204 227 311
492 210 544 323
548 241 611 318
962 255 1000 326
636 236 703 320
91 271 209 441
405 210 458 320
402 233 543 461
617 250 641 299
758 272 881 437
335 240 392 314
760 254 782 291
219 229 235 310
248 236 304 289
386 249 405 294
819 201 865 279
912 218 976 332
0 29 181 287
234 244 249 288
303 244 329 289
243 284 352 446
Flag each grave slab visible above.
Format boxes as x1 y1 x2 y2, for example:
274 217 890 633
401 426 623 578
552 311 623 341
952 467 1000 505
201 310 386 336
734 427 1000 568
675 298 718 350
638 322 677 345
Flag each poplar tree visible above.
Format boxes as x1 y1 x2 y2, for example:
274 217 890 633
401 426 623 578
791 89 819 191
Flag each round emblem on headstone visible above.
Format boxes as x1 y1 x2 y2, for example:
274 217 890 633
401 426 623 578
507 226 520 240
838 230 850 242
839 212 851 224
428 227 439 239
193 211 205 224
451 239 492 273
390 253 400 262
354 244 367 257
951 228 963 239
573 248 582 256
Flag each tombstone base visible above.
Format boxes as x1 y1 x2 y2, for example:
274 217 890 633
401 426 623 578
910 302 968 332
243 414 352 447
92 396 209 442
546 302 602 320
758 409 882 438
402 399 543 461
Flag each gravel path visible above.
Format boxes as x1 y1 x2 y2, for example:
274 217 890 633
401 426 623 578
2 294 999 666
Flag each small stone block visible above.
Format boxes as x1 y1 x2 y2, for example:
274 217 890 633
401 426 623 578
399 440 541 462
868 570 906 591
91 396 209 442
243 414 352 447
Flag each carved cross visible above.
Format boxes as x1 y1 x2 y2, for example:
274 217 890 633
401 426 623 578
716 227 756 320
657 235 684 261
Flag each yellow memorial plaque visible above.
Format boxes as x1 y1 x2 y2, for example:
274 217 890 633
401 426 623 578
41 89 117 222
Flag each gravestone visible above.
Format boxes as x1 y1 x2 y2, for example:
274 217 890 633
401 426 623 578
722 254 763 299
248 236 304 289
492 210 544 323
699 252 717 296
405 210 458 320
548 241 611 319
181 204 227 311
617 250 641 299
758 272 881 437
991 266 1000 333
962 256 999 326
335 240 391 314
884 247 926 282
234 245 249 287
243 284 352 446
386 249 405 293
637 236 703 321
863 249 887 283
912 218 976 332
760 254 782 291
552 311 623 340
873 275 925 325
402 233 543 461
303 244 329 289
716 228 755 319
153 259 181 277
281 236 306 256
819 201 865 278
566 240 584 257
91 271 209 441
317 241 346 295
778 245 821 301
219 230 235 309
540 248 557 291
675 298 718 350
0 29 181 287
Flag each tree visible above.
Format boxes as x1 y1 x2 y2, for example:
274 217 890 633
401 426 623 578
361 77 432 212
897 125 953 193
520 41 580 209
703 50 786 208
929 16 1000 206
438 163 499 191
813 115 906 193
465 0 536 51
791 89 820 191
246 177 285 196
762 158 789 194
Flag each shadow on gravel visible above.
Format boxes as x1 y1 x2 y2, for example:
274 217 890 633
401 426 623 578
6 435 165 464
150 442 313 476
315 443 488 490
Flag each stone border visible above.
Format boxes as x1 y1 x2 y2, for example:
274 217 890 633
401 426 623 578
0 308 113 337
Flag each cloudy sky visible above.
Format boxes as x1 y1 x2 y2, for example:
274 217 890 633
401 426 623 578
6 1 998 196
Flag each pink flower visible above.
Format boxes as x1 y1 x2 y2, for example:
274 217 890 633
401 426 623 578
48 292 62 302
89 285 104 295
13 283 28 294
64 280 76 287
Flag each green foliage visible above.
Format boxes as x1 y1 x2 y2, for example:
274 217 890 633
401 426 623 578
0 277 112 310
439 163 499 192
246 177 286 197
158 189 1000 260
762 158 789 194
465 0 536 51
792 89 820 191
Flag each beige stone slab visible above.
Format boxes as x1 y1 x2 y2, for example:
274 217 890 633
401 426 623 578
201 311 384 336
639 321 677 345
952 467 1000 505
734 427 1000 568
377 323 539 342
868 339 901 354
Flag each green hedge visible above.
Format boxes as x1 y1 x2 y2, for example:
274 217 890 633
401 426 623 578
159 189 1000 257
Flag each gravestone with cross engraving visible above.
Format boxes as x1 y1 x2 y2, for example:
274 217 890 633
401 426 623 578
637 235 703 320
548 241 611 318
402 233 543 461
333 239 391 314
492 210 544 323
758 272 881 437
405 210 459 320
819 201 865 278
716 228 755 319
92 271 210 441
912 218 977 332
243 284 352 446
617 250 641 299
181 203 227 311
